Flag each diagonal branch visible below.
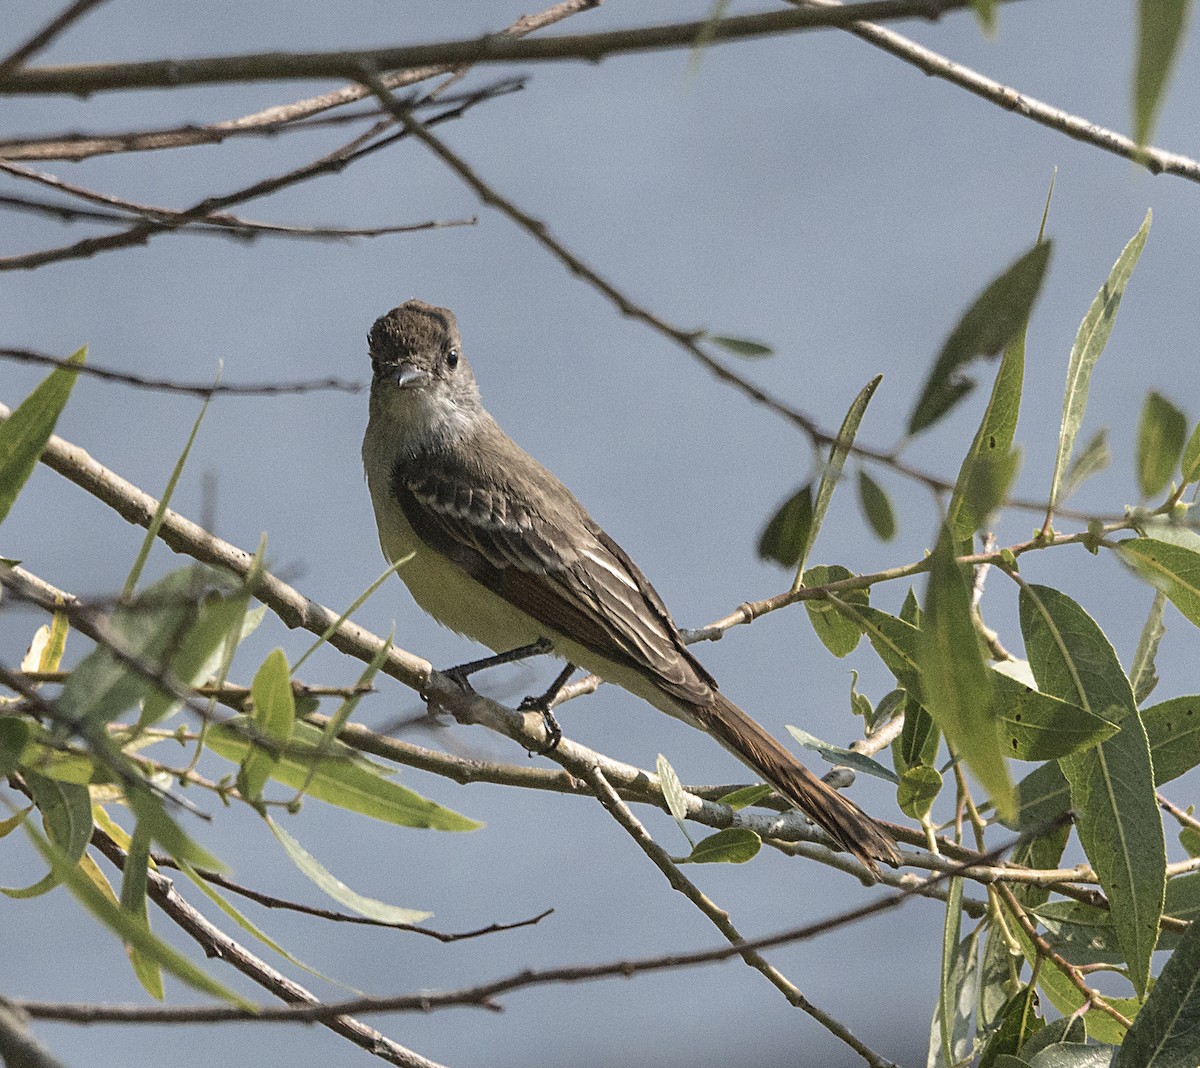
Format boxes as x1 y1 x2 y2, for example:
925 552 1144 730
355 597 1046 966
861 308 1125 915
0 0 109 81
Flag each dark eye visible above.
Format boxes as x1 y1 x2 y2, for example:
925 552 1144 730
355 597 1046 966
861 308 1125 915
446 347 459 369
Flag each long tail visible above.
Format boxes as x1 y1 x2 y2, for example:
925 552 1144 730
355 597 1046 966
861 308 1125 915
696 692 900 874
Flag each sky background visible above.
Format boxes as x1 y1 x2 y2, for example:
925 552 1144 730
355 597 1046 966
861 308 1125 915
3 3 1200 1066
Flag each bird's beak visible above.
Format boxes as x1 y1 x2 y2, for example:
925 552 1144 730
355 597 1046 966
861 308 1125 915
390 364 429 389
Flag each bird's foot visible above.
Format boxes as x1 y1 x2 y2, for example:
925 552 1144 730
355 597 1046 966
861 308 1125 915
441 638 553 690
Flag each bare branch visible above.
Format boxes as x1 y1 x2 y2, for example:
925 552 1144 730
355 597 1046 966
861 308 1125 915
0 0 109 80
1 3 979 96
0 348 366 398
0 1 595 162
799 0 1200 182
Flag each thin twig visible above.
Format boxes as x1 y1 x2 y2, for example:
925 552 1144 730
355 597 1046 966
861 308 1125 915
0 348 362 397
89 829 449 1068
1 2 985 96
798 0 1200 182
0 0 598 162
0 0 109 81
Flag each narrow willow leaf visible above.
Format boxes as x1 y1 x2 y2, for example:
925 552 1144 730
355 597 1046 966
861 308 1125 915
836 602 923 694
857 469 897 541
901 586 922 627
207 720 480 830
682 827 761 864
1129 591 1167 705
267 817 431 923
963 448 1022 534
657 753 691 842
894 699 940 774
971 0 997 34
57 568 211 728
237 648 296 803
921 527 1009 817
139 589 251 728
992 672 1117 761
1116 538 1200 628
757 484 813 569
687 0 734 77
119 820 164 1000
124 384 215 596
909 242 1051 436
1 771 92 899
948 323 1026 544
709 333 773 358
716 784 774 811
1114 892 1200 1067
930 894 981 1068
178 861 350 983
1133 0 1193 146
803 564 866 657
793 375 882 587
1182 418 1200 484
20 816 249 1006
898 764 942 820
1136 391 1187 499
1020 1019 1086 1062
1019 583 1164 997
1033 901 1124 967
785 725 898 784
0 346 84 526
125 784 226 872
1063 428 1112 501
1047 212 1151 517
1141 695 1200 785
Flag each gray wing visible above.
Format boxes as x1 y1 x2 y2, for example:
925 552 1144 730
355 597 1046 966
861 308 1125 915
393 435 714 706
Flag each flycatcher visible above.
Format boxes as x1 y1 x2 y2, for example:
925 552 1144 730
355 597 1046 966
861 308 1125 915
362 299 899 872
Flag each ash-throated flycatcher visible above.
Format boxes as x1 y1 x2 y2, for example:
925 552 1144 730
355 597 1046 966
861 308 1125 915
362 299 898 872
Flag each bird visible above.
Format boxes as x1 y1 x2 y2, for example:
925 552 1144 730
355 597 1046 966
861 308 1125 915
361 299 899 873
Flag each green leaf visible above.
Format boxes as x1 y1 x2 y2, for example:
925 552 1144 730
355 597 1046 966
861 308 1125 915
1116 538 1200 629
793 375 881 586
948 325 1026 543
687 0 734 77
992 672 1118 762
971 0 997 34
716 784 774 811
656 753 692 843
900 586 921 627
784 725 898 784
19 814 249 1006
802 564 866 657
1063 428 1112 501
57 568 212 728
1133 0 1193 147
980 986 1044 1068
1 771 92 899
139 589 251 728
1137 391 1188 499
0 717 31 779
1130 592 1167 705
237 649 296 803
267 817 431 923
857 469 896 541
125 786 226 873
920 526 1009 817
1141 695 1200 785
909 242 1051 436
1019 584 1164 997
930 887 981 1068
119 820 164 999
207 719 480 830
1047 212 1151 517
1020 1016 1085 1061
893 698 939 774
757 484 813 569
682 827 761 864
0 346 84 526
1182 418 1200 484
709 333 773 358
1117 909 1200 1068
897 764 942 820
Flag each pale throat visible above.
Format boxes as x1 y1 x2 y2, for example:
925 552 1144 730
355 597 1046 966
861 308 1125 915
370 382 485 456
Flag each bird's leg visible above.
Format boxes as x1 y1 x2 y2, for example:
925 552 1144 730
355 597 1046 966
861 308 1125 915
518 662 577 754
442 637 553 690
